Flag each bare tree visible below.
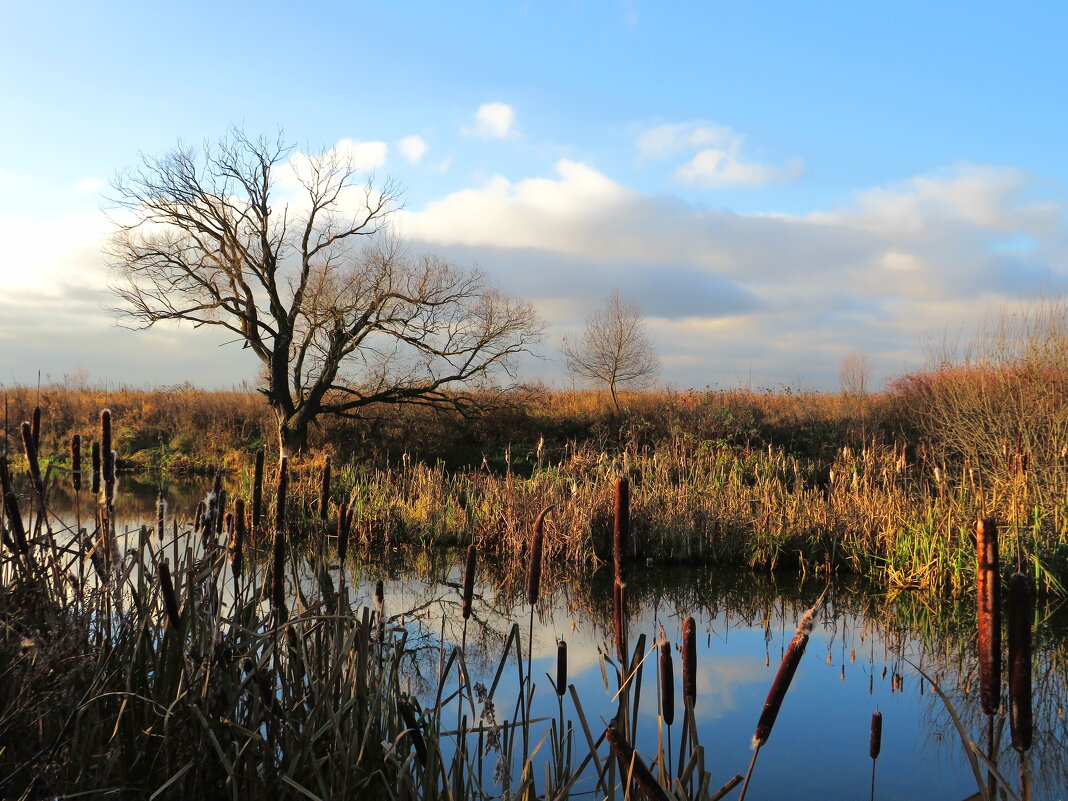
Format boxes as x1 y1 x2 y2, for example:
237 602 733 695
107 129 543 456
563 290 659 411
839 349 870 396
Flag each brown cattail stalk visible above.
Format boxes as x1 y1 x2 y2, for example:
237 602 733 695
231 498 245 578
91 442 101 496
71 435 82 492
337 502 350 566
557 640 568 695
526 505 553 606
1007 572 1032 753
605 725 670 801
101 410 114 502
614 476 629 585
682 617 697 705
215 489 226 536
156 491 165 542
20 422 43 496
158 561 181 630
461 543 476 620
271 456 288 615
660 639 675 726
320 455 331 520
976 517 1001 716
251 448 264 540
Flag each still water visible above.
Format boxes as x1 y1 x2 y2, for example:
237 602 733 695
49 476 1068 800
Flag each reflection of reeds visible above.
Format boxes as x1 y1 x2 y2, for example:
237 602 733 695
101 410 114 503
272 456 288 615
682 617 696 704
251 448 264 541
461 544 476 620
320 454 331 521
1008 571 1032 753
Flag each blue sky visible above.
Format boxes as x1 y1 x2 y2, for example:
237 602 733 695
2 1 1066 389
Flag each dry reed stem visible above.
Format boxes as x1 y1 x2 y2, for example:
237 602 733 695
461 543 476 620
1008 571 1033 753
977 517 1001 716
30 406 40 451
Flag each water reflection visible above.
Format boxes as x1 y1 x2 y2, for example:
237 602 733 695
348 554 1066 801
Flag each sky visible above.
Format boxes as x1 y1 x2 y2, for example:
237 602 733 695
2 1 1067 392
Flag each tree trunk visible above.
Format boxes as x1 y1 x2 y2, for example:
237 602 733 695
278 415 311 458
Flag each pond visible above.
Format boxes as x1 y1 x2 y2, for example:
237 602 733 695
36 477 1068 800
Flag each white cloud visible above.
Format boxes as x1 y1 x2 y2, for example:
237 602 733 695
464 102 519 140
330 138 388 170
74 177 106 195
397 134 428 164
639 120 803 189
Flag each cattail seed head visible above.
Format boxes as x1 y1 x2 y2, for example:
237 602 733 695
976 516 1001 716
100 410 114 502
215 488 227 536
869 710 882 760
91 442 101 496
158 561 181 630
156 491 165 542
1007 571 1033 753
3 491 28 555
682 616 697 703
660 640 675 725
397 697 427 766
20 422 43 496
375 579 384 611
461 543 476 620
613 476 629 585
557 640 567 695
71 435 82 492
605 725 670 801
271 457 288 615
320 455 331 521
231 498 245 578
753 600 819 747
526 505 553 607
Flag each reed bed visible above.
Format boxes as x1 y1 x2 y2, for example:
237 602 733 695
0 406 1062 800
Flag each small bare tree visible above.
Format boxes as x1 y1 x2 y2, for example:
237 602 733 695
107 129 543 455
839 349 870 396
563 290 659 411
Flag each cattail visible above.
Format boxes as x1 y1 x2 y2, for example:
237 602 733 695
557 640 568 695
682 616 697 704
375 579 384 611
251 448 264 540
1007 572 1033 753
869 710 882 759
605 725 670 801
3 491 28 555
614 476 629 585
71 434 82 492
231 498 245 578
271 457 288 615
30 406 41 451
91 442 101 495
156 491 165 542
461 543 476 619
158 561 181 630
337 501 351 566
320 455 331 520
526 505 552 606
753 598 820 747
976 517 1001 716
215 488 226 536
101 410 114 502
20 422 43 496
398 698 427 766
193 501 204 534
660 639 675 725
